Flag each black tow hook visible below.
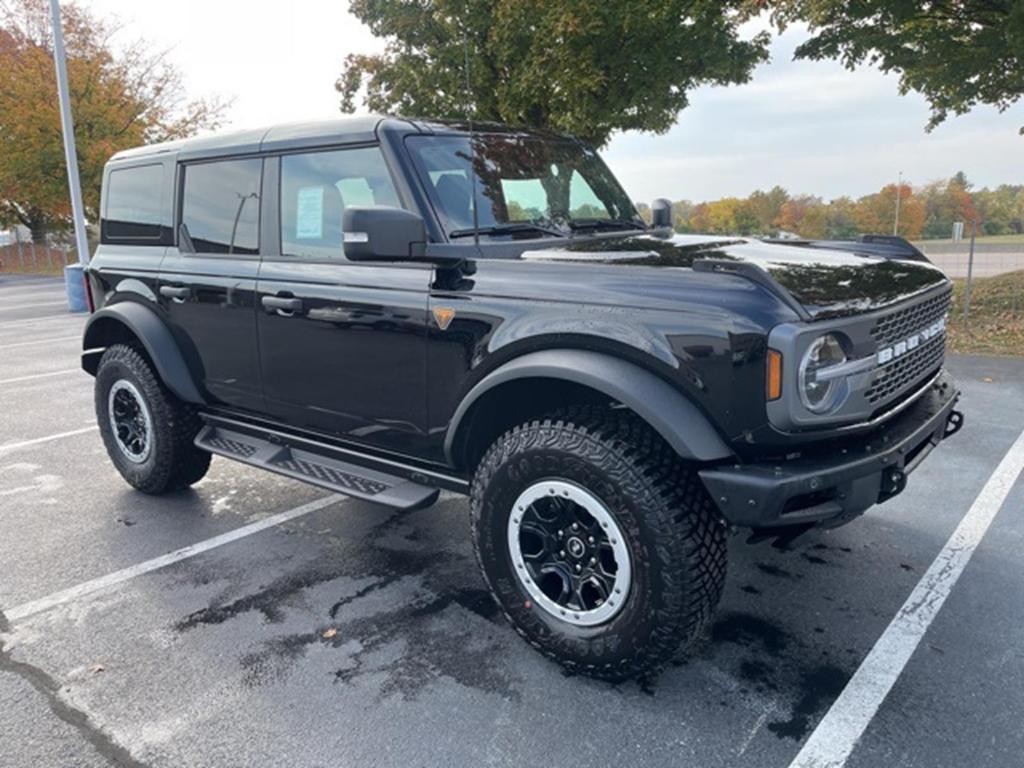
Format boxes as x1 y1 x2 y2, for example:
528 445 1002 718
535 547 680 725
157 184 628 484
879 467 908 502
945 410 965 439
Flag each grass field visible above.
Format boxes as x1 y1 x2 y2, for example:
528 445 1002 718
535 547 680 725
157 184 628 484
947 270 1024 356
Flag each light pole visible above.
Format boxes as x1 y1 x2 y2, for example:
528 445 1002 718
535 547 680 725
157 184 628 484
49 0 90 268
893 170 902 236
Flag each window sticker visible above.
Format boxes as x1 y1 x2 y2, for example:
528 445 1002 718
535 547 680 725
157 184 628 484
296 186 323 239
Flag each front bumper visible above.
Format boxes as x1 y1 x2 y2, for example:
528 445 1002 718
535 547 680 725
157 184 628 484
700 370 962 528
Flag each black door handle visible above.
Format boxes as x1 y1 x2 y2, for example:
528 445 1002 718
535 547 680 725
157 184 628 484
262 295 303 314
160 285 191 301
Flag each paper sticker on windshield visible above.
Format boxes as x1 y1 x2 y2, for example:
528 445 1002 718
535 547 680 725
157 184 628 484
296 187 323 239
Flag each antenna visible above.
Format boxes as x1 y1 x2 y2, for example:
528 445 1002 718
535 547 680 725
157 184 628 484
462 34 480 248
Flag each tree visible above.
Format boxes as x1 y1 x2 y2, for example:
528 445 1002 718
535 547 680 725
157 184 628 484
338 0 770 147
770 1 1024 133
920 174 979 238
0 0 227 242
824 196 859 239
853 183 925 239
775 194 825 236
747 185 789 233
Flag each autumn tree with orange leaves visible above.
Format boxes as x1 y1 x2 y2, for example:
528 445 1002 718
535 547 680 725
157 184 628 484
0 0 227 242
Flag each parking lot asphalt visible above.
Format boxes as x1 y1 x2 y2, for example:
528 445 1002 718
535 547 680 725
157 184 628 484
1 275 1022 768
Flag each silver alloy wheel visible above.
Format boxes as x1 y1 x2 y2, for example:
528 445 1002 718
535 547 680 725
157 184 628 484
107 379 153 464
508 480 632 627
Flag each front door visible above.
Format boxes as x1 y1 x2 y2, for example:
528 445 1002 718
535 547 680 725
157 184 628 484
158 157 264 412
256 145 432 459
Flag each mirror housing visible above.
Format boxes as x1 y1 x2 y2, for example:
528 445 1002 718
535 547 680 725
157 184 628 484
342 206 427 261
651 198 673 229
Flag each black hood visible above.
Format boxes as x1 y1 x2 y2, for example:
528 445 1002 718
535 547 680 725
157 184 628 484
521 233 950 320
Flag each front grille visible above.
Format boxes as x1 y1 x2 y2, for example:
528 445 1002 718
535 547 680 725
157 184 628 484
865 334 945 404
864 288 951 406
870 288 952 346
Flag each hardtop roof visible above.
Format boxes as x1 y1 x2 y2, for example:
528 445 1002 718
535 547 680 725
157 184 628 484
107 115 576 165
108 115 391 163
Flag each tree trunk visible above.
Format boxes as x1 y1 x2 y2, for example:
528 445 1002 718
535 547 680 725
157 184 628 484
28 215 48 244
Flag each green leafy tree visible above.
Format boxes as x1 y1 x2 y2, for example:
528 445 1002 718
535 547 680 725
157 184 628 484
747 185 789 233
769 0 1024 133
670 199 696 232
920 173 978 238
338 0 770 147
824 196 859 239
0 0 227 242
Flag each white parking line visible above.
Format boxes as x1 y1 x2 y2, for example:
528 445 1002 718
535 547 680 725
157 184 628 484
0 335 80 350
789 426 1024 768
0 300 67 311
3 495 341 624
0 426 98 456
0 368 80 385
0 313 83 328
0 288 67 300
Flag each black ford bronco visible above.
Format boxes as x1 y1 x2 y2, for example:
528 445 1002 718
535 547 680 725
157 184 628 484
82 116 963 680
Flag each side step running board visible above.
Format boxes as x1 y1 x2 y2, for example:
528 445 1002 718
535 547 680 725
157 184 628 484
195 424 440 511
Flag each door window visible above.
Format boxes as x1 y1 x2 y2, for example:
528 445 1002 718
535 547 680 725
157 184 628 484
280 147 401 260
181 158 262 254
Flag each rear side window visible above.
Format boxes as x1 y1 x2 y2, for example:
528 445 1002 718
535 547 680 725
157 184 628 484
280 147 400 260
102 164 166 243
181 158 262 255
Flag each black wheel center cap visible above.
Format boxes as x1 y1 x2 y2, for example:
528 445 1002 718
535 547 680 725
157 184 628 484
566 536 586 558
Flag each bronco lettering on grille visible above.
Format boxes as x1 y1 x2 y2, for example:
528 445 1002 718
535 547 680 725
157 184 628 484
876 317 947 365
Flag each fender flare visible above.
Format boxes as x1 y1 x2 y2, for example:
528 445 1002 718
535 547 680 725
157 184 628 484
82 302 203 404
444 349 734 465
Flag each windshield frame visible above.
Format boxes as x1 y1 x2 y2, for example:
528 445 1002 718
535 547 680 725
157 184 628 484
403 132 644 242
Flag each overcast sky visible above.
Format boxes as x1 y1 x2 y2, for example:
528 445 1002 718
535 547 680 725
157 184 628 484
83 0 1024 203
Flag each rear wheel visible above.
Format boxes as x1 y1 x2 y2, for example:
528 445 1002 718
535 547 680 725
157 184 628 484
470 406 727 681
95 344 211 494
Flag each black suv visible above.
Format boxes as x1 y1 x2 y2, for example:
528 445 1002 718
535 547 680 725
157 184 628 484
82 116 963 680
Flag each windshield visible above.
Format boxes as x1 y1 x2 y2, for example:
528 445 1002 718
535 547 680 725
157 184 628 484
406 134 641 238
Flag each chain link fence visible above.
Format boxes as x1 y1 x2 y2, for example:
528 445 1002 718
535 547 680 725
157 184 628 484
0 239 82 276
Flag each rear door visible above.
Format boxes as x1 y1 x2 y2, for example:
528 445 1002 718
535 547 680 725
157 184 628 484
158 157 264 411
256 144 432 459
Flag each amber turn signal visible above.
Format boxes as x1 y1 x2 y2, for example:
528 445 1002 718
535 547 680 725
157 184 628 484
766 350 783 401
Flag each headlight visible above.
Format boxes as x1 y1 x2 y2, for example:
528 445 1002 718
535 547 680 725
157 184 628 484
799 334 848 413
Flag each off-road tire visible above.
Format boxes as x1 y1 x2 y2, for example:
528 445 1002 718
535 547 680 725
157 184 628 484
471 405 727 681
95 344 211 494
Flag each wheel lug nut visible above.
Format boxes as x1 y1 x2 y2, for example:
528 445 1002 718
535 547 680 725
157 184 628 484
559 550 565 557
558 529 563 537
572 523 579 531
589 557 596 565
575 564 581 572
588 536 595 543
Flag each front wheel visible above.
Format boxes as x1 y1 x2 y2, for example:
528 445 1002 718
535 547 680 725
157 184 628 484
95 344 211 494
470 406 727 681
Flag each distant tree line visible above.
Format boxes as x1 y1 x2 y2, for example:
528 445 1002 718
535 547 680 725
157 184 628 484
643 173 1024 240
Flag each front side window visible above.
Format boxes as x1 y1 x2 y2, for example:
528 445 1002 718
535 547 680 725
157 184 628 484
103 164 166 243
181 158 262 255
406 134 639 237
280 146 401 260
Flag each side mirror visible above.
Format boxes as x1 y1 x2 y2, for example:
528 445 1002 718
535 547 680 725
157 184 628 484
342 206 426 261
651 198 672 229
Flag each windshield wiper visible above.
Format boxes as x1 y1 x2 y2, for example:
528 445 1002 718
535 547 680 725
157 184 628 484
567 218 648 233
449 222 566 239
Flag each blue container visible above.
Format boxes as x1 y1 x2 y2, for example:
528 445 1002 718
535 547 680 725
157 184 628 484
64 263 88 313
